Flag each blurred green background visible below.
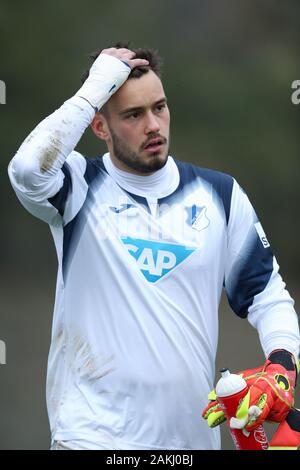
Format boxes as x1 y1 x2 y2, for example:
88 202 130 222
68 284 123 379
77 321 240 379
1 0 299 450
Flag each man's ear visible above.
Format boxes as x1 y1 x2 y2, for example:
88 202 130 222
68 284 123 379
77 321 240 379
91 112 111 142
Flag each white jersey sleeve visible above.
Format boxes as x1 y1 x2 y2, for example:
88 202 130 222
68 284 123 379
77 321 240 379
7 96 94 226
8 53 132 226
225 179 300 359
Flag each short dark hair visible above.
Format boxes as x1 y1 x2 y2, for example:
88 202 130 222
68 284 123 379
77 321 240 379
81 41 163 85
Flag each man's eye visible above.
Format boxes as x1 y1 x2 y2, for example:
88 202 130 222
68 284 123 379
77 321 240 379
127 112 140 119
156 104 166 112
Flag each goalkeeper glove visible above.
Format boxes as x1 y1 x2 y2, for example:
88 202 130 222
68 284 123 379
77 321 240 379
202 349 298 430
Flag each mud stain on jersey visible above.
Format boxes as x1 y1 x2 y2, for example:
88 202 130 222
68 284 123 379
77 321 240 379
39 134 63 173
72 335 116 385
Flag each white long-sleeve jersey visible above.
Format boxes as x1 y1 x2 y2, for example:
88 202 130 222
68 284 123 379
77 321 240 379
8 92 299 449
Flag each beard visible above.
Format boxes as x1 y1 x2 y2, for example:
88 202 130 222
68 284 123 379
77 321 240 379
109 127 169 174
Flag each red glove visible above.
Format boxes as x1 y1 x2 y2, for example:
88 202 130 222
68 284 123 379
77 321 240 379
241 349 297 431
202 349 298 430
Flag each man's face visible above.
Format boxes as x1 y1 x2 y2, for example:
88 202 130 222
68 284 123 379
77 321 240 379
102 70 170 174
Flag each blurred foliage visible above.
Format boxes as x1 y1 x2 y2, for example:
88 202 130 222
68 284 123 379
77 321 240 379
0 0 300 449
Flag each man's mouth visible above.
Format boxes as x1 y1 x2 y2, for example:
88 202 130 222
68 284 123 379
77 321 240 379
143 137 166 152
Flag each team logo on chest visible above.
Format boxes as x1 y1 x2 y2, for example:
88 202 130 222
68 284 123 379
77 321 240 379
186 204 210 232
121 237 196 283
109 203 136 214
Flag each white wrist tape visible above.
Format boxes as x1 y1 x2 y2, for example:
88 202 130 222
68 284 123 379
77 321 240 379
75 53 131 111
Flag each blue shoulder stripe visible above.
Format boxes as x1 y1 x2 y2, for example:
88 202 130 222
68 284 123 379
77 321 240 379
193 166 233 224
161 160 234 224
62 156 106 281
48 162 72 216
225 231 274 318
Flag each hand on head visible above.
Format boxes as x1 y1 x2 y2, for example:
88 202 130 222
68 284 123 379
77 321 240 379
100 47 149 70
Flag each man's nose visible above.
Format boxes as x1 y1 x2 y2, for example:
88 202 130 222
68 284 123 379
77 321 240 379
144 111 160 134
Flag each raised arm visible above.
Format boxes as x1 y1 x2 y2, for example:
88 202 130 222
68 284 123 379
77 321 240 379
8 48 149 224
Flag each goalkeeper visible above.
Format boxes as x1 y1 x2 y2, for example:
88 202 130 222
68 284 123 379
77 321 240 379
8 43 299 450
